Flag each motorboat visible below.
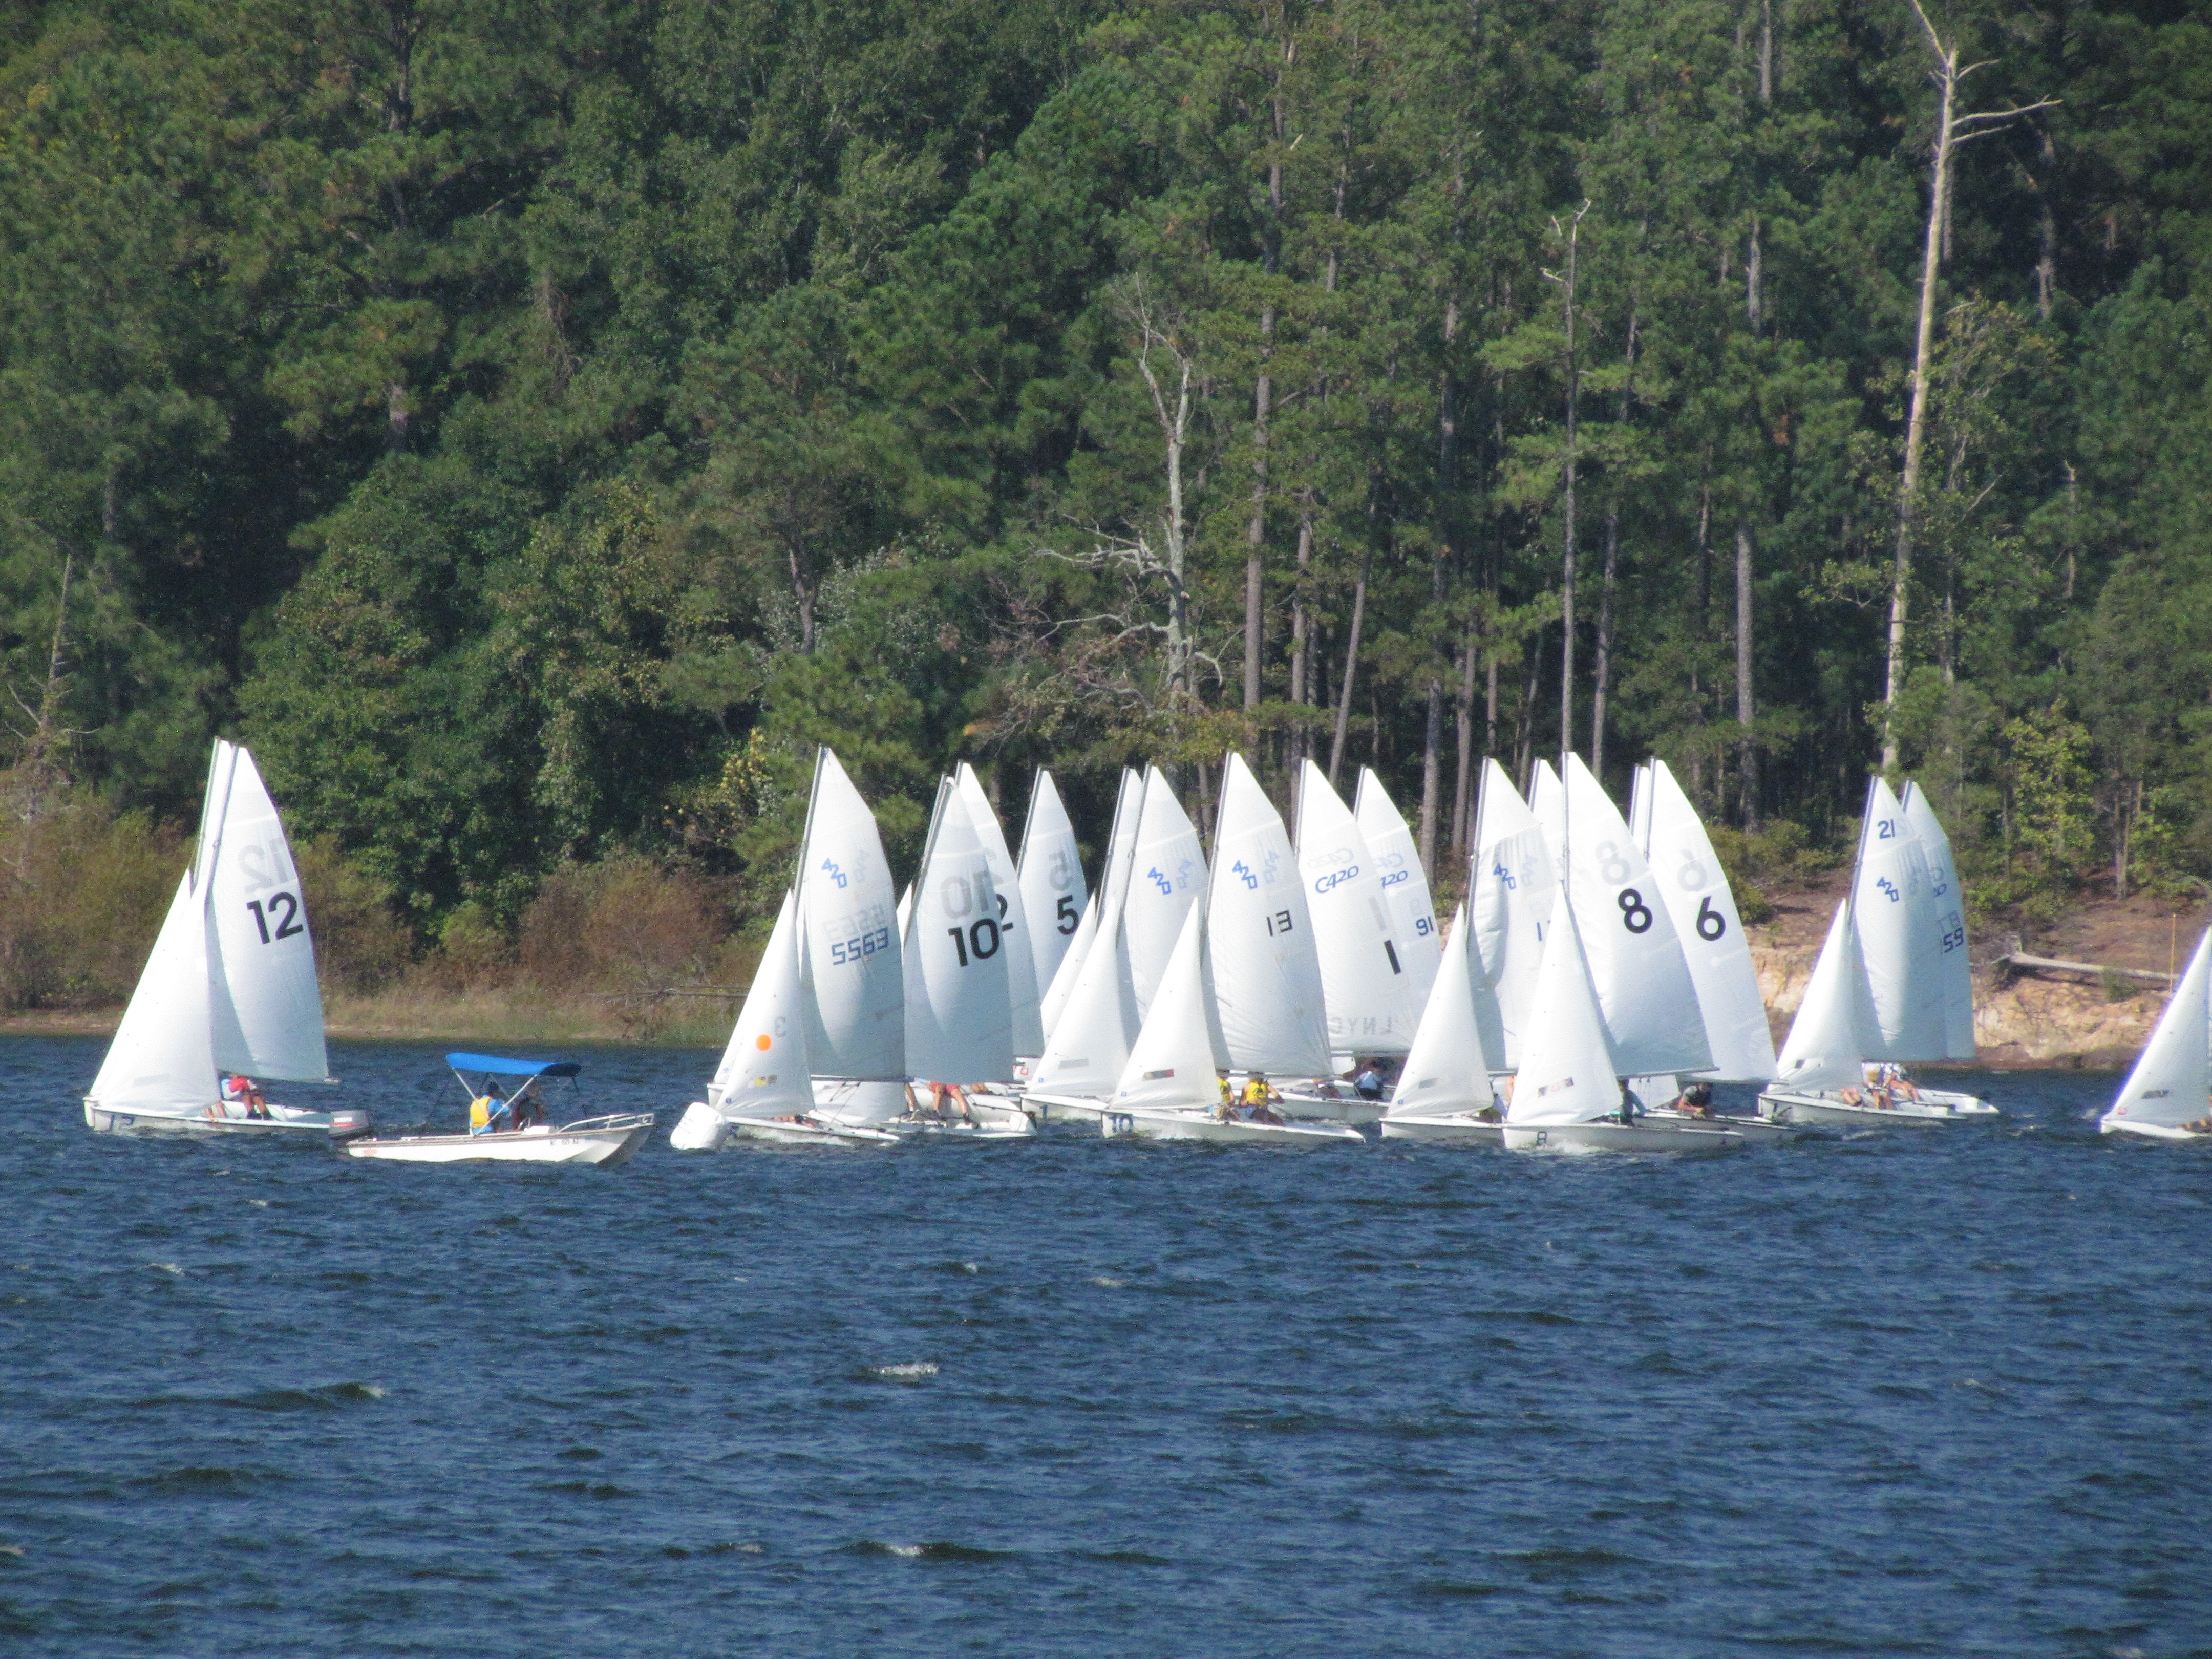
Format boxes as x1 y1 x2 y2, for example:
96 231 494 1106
345 1055 651 1166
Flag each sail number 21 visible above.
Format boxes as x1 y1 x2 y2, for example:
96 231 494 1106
245 892 305 944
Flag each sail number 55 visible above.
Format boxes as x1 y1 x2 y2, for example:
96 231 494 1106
245 892 305 944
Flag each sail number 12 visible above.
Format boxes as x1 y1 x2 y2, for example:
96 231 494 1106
245 891 305 944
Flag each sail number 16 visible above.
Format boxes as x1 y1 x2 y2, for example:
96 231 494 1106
245 891 305 944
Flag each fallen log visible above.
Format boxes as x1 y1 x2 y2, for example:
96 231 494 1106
1997 951 2174 988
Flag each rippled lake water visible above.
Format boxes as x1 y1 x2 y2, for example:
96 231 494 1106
4 1036 2208 1657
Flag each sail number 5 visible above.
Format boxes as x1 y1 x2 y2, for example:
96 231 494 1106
245 892 305 944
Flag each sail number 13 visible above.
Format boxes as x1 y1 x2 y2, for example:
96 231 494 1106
245 891 305 944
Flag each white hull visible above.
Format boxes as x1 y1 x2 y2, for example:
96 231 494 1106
1099 1107 1366 1147
2099 1118 2212 1143
892 1096 1035 1139
1023 1091 1109 1124
84 1099 369 1141
1376 1112 1504 1145
721 1112 901 1147
1502 1120 1744 1155
345 1115 654 1166
1274 1089 1385 1126
1637 1106 1797 1140
1757 1088 1999 1127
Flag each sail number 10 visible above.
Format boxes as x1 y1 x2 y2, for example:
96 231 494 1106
245 892 305 944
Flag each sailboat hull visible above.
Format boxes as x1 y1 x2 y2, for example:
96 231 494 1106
1635 1106 1798 1140
1023 1091 1110 1124
2099 1117 2212 1143
1376 1112 1504 1146
1273 1088 1385 1126
344 1115 654 1166
720 1113 901 1147
84 1099 369 1140
1502 1121 1743 1155
1756 1088 1998 1126
1100 1108 1366 1146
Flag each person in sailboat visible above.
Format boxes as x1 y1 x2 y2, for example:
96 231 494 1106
1239 1072 1288 1126
1865 1061 1920 1103
1354 1059 1388 1102
1615 1080 1643 1127
1674 1081 1716 1120
221 1073 270 1120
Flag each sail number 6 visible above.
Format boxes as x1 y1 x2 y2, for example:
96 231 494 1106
245 891 305 944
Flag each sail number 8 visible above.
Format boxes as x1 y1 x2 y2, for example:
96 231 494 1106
245 892 305 944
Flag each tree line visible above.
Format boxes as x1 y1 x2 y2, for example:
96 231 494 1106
2 0 2207 956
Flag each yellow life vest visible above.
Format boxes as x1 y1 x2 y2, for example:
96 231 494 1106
470 1096 494 1132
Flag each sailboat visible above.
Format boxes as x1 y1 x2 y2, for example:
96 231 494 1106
1016 769 1088 1021
1354 767 1443 1010
892 778 1031 1137
2100 926 2212 1141
1467 758 1557 1075
670 888 876 1146
1024 768 1182 1125
83 739 367 1141
1758 778 1998 1126
1376 903 1502 1144
1102 755 1362 1146
1294 761 1422 1058
1501 886 1742 1155
671 747 907 1148
1036 767 1138 1048
1622 759 1792 1140
953 763 1041 1059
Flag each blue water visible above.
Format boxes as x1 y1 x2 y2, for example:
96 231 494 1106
3 1038 2207 1657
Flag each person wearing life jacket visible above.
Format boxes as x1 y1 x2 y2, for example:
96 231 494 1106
1675 1081 1716 1120
222 1073 269 1119
469 1083 507 1135
1241 1072 1286 1127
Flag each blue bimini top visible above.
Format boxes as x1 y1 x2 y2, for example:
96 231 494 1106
444 1053 584 1079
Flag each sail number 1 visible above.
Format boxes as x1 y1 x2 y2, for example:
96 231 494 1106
245 891 305 944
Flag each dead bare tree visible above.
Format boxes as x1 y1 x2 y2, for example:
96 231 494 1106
1881 0 2055 771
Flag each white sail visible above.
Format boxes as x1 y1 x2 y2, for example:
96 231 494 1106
1111 901 1224 1110
1560 753 1713 1076
1122 766 1205 1018
86 869 216 1115
1295 760 1420 1055
1027 900 1139 1098
796 748 904 1080
1354 767 1442 1008
1041 767 1141 1039
903 780 1015 1085
1642 759 1777 1081
1900 780 1976 1060
955 762 1042 1056
709 888 813 1114
1852 777 1946 1061
1206 754 1331 1076
1773 901 1867 1092
1017 768 1087 1011
203 742 331 1082
1503 887 1622 1126
1387 904 1494 1118
1529 758 1565 871
1468 758 1556 1069
2102 927 2211 1134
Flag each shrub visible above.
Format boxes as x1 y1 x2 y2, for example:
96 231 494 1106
0 785 181 1010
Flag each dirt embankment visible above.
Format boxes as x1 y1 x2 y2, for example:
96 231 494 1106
1748 877 2208 1070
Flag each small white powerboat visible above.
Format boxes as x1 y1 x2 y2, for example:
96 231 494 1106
344 1055 652 1167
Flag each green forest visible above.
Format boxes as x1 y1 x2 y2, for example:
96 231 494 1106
2 0 2208 1003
